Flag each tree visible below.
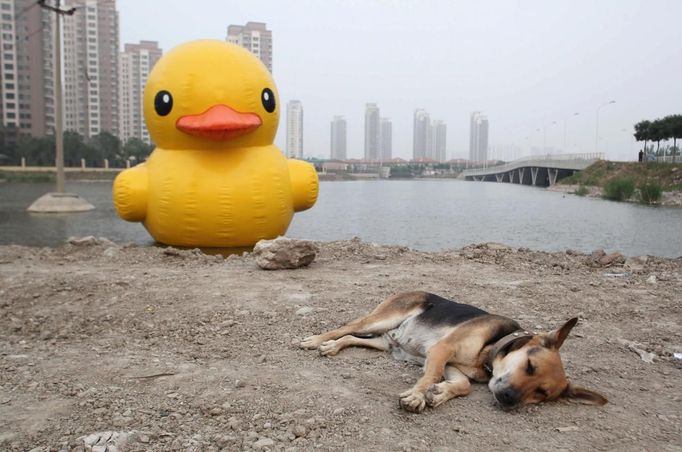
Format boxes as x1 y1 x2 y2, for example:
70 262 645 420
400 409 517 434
634 120 652 155
122 137 154 164
664 114 682 163
16 135 55 166
63 131 95 166
91 131 122 166
647 119 669 155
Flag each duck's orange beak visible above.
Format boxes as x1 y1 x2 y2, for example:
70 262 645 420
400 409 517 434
176 105 262 141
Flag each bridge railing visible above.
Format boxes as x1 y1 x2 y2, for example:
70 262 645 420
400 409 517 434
461 153 604 177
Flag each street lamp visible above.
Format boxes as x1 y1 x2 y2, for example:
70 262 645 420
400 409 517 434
595 100 616 154
543 120 557 155
564 112 579 152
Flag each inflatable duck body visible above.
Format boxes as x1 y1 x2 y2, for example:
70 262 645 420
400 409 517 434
113 40 318 248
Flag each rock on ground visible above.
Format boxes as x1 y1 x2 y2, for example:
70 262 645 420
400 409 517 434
252 236 319 270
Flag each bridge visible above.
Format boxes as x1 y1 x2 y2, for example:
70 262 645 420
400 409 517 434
459 153 604 187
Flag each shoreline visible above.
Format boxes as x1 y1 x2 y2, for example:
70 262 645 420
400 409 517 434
548 184 682 207
0 238 680 450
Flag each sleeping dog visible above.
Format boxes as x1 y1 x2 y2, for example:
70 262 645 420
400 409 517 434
301 291 607 412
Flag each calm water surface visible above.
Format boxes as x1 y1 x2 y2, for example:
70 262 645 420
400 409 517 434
1 180 681 257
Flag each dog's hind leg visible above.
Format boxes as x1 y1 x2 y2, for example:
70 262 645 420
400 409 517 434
318 335 390 357
425 366 471 408
300 292 427 350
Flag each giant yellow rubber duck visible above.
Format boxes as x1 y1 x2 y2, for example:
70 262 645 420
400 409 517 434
113 40 318 248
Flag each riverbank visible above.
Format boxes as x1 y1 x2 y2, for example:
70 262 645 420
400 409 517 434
555 161 682 206
1 239 680 451
547 184 682 207
0 167 119 182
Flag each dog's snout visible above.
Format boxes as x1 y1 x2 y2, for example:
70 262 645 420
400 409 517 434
495 387 520 407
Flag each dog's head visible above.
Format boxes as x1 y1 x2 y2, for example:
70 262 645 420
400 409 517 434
488 318 607 409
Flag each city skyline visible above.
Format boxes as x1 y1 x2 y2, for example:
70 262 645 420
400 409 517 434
0 1 679 163
117 0 682 162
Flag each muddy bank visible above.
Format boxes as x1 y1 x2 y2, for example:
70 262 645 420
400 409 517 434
0 239 680 451
547 184 682 207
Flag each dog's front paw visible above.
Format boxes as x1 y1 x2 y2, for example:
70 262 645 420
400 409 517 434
300 335 324 350
399 388 427 413
425 383 449 408
319 340 341 356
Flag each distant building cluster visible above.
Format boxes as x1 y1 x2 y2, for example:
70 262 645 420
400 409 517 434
0 0 164 146
469 111 489 163
0 5 279 150
0 5 492 166
358 103 392 162
412 109 447 162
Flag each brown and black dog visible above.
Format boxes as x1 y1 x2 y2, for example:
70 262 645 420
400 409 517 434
301 291 607 412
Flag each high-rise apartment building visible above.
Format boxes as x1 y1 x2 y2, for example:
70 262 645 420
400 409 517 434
413 108 431 160
0 0 20 136
119 41 162 144
0 0 56 140
364 103 380 161
330 115 346 160
286 100 303 158
431 120 447 162
63 0 120 138
380 117 392 162
226 22 272 72
469 111 489 162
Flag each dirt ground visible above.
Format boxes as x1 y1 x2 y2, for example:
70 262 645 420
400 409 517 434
0 238 680 451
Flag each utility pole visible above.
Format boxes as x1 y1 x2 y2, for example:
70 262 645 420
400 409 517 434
38 0 76 193
28 1 93 212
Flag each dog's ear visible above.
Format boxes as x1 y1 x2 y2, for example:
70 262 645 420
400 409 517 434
560 383 608 405
544 317 578 349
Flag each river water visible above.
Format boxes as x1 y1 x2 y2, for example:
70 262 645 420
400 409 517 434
1 180 681 257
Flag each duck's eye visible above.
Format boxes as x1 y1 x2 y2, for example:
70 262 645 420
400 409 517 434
154 90 173 116
261 88 276 113
526 360 535 375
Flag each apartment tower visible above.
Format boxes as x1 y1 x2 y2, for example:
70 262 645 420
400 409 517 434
380 117 392 162
0 0 56 141
119 41 162 144
364 103 380 161
413 108 430 160
286 100 303 158
63 0 120 138
330 115 346 160
469 111 489 162
431 120 447 162
226 22 272 72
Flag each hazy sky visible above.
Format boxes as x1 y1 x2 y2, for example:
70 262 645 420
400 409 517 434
118 0 682 161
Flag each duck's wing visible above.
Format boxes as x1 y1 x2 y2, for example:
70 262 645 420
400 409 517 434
113 163 149 222
287 159 319 212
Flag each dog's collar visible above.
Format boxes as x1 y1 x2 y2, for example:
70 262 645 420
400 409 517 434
484 330 538 375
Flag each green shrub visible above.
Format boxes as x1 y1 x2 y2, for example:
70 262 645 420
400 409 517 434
574 185 589 196
638 182 662 204
603 177 635 201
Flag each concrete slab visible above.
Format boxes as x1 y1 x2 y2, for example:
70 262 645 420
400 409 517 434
27 192 95 213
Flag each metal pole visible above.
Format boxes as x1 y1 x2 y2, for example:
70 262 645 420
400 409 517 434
54 0 65 193
595 101 615 154
40 0 75 192
564 113 579 152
